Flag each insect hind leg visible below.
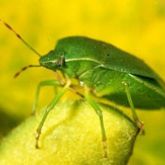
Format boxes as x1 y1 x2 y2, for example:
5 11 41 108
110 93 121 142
85 89 108 158
122 81 145 134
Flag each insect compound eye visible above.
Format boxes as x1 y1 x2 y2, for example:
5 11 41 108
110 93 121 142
56 55 65 68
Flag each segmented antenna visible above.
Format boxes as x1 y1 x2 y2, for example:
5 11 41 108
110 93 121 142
0 19 41 57
14 65 41 78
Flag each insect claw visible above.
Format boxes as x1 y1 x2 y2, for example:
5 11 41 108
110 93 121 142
102 139 108 158
35 141 40 149
35 130 41 149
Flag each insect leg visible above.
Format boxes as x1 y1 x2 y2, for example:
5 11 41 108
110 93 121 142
122 82 144 134
32 80 62 115
35 80 71 149
85 91 108 158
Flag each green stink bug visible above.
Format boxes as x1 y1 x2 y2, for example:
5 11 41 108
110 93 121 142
1 20 165 158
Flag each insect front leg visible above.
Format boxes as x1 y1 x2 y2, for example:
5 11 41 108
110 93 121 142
85 89 108 158
122 82 145 134
35 80 71 149
32 80 62 115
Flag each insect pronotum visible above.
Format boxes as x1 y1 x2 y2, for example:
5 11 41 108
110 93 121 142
1 19 165 158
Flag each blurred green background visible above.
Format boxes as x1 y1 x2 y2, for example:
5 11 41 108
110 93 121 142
0 0 165 164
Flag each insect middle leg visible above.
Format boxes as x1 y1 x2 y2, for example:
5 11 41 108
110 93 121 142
35 80 70 149
85 90 108 158
32 79 62 115
122 82 144 134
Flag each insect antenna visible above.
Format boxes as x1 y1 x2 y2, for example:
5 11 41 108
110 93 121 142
0 19 41 57
14 65 41 78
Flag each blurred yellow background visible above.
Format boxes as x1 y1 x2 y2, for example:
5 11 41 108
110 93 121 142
0 0 165 164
